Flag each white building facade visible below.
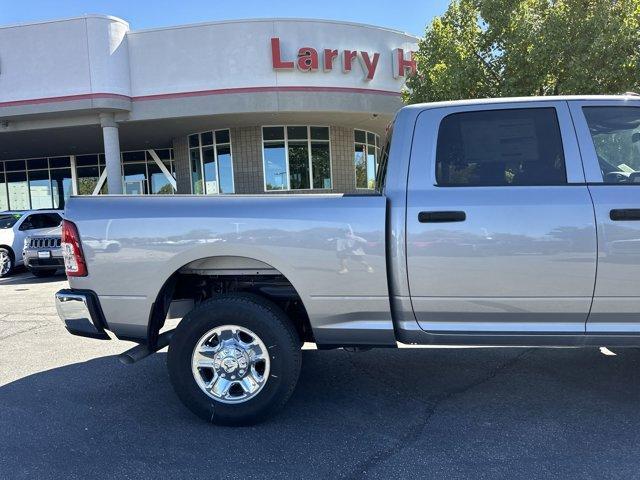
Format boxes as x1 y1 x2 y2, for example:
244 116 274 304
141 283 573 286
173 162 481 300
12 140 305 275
0 15 418 210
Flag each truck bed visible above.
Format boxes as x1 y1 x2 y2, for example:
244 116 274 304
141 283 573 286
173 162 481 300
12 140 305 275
65 194 396 345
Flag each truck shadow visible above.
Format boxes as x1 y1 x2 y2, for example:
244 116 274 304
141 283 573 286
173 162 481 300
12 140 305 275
0 270 66 286
2 347 640 478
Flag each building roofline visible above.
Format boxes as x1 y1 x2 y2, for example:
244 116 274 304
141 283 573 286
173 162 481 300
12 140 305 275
122 16 417 39
0 13 129 31
0 14 419 39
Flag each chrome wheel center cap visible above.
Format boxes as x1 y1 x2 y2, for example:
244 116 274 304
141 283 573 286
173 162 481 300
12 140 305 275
214 347 249 375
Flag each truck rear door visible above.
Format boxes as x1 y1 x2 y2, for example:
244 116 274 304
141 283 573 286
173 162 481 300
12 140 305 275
406 101 597 334
569 100 640 333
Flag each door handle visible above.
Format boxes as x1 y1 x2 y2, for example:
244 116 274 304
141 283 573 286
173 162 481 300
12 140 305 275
610 209 640 221
418 211 466 223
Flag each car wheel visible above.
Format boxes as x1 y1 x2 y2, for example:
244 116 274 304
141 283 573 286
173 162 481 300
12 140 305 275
167 293 301 426
0 248 13 278
31 269 58 278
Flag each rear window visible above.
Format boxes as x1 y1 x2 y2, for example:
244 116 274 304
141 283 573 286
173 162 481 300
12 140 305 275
0 214 22 229
19 213 62 231
435 108 567 186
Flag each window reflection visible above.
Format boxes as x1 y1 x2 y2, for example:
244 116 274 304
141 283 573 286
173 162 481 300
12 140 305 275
28 169 53 209
189 130 234 194
6 171 29 210
264 143 287 190
262 126 331 191
50 168 72 208
354 130 380 189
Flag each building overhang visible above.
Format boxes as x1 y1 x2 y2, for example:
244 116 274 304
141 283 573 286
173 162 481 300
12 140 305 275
0 16 418 128
0 110 392 160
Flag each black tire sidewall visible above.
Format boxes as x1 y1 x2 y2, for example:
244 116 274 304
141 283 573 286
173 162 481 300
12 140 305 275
0 248 13 278
167 295 301 425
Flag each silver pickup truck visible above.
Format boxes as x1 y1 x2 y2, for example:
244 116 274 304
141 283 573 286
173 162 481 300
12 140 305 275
55 96 640 425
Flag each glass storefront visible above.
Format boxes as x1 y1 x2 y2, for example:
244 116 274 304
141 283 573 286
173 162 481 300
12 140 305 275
189 130 234 194
0 149 174 211
122 149 175 195
0 157 72 211
75 154 106 196
0 163 6 211
0 124 382 211
262 126 331 191
354 130 380 189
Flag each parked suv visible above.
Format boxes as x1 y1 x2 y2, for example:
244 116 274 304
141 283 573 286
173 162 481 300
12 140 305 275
23 226 64 277
0 210 63 277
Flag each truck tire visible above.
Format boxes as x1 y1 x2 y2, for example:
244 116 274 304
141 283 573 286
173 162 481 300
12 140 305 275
167 293 301 426
0 248 13 278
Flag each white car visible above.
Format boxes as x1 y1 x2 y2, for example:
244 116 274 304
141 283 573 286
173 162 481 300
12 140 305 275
0 210 64 277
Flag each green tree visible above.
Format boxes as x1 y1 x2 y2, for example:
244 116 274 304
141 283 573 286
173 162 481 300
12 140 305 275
404 0 640 103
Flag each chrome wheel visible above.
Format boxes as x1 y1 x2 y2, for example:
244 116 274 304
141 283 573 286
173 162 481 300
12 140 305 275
0 250 12 277
191 324 270 404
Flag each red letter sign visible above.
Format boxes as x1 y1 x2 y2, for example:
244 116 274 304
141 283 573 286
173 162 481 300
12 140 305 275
393 48 416 78
271 37 294 70
297 47 319 71
324 49 338 71
343 50 358 72
359 51 380 81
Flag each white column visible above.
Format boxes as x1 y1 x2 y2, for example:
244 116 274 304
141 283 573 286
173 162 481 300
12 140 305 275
100 113 123 194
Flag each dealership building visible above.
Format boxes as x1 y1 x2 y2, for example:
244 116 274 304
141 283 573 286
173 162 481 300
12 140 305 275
0 15 418 210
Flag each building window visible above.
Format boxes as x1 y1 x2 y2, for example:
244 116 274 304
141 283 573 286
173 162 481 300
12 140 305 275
75 154 106 195
0 149 174 212
189 130 234 194
0 156 72 211
0 162 7 211
121 149 176 195
354 130 380 189
262 126 331 191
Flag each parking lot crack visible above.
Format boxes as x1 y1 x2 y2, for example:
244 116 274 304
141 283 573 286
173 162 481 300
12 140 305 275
343 348 532 479
0 323 50 342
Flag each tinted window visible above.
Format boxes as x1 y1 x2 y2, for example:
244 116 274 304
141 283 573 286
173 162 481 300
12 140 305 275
19 213 62 231
436 108 567 186
583 107 640 184
0 214 22 229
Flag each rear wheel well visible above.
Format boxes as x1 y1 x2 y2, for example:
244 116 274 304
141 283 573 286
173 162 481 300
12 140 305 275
148 263 314 349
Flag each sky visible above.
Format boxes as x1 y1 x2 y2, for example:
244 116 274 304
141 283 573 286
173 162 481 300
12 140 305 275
0 0 449 36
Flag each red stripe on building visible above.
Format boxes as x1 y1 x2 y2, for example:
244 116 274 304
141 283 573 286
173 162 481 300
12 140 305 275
0 86 401 108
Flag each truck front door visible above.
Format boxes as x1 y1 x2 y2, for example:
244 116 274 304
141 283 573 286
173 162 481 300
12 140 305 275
406 101 597 334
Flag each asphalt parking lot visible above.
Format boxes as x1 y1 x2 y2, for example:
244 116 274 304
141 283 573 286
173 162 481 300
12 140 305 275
2 270 640 479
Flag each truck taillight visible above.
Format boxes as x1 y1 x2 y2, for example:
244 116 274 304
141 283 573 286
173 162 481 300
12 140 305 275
61 220 87 277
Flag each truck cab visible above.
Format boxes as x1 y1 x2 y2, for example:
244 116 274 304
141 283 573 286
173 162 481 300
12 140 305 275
388 96 640 344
